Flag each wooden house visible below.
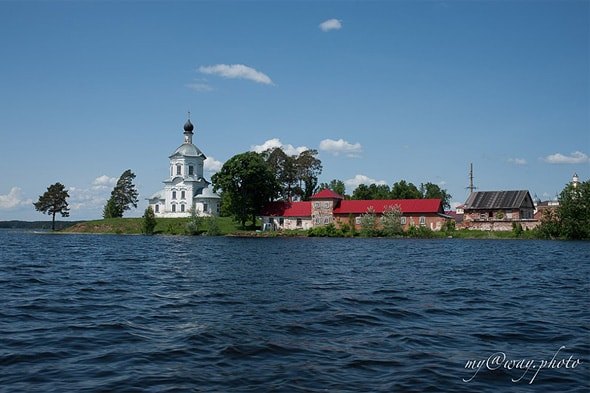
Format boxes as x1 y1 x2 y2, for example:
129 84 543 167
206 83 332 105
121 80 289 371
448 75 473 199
460 190 538 231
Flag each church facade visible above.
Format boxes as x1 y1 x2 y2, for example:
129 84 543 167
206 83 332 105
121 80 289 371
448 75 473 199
147 116 221 218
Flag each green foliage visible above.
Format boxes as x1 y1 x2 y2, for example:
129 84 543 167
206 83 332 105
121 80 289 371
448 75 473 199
381 204 404 237
142 206 157 235
441 219 455 233
534 208 562 239
263 147 323 201
512 222 523 237
419 182 452 210
307 223 342 237
535 179 590 240
405 225 436 238
557 180 590 240
185 206 202 235
390 180 422 199
205 215 221 236
359 207 381 237
103 169 139 218
318 179 346 197
33 182 70 230
212 151 279 228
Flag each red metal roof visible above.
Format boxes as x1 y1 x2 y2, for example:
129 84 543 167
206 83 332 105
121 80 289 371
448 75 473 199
310 189 344 200
261 199 443 217
260 201 311 217
334 199 443 214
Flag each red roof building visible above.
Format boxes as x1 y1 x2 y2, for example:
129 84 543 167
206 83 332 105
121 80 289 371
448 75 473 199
260 190 450 231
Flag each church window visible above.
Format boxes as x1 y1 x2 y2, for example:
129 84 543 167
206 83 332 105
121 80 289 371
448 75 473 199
313 202 320 208
181 204 185 212
401 217 407 225
181 191 185 199
176 164 181 175
323 202 330 209
155 205 159 213
188 166 194 175
172 204 176 212
296 218 302 226
279 218 284 225
419 216 426 226
172 191 176 199
203 203 208 212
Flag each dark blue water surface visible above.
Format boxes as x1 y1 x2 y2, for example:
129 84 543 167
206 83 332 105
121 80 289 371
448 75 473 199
1 230 588 392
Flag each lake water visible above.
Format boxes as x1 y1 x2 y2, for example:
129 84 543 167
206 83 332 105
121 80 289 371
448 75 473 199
0 230 588 392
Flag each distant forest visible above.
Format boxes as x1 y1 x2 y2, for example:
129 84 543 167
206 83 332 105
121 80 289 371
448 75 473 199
0 221 83 230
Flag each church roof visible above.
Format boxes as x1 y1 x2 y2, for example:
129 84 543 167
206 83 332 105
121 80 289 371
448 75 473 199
171 143 204 157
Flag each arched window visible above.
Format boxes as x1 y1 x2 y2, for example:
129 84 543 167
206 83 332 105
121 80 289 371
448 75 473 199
181 191 186 199
176 164 181 175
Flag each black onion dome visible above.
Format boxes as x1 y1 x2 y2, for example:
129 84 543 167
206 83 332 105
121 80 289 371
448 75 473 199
184 119 194 132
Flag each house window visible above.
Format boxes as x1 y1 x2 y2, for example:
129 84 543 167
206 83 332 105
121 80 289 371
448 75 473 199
172 191 177 199
314 202 320 208
323 216 330 224
419 216 426 226
188 165 194 175
181 191 185 199
355 216 361 225
176 164 181 175
323 202 330 209
401 217 407 225
314 217 321 224
296 218 302 226
172 204 176 212
155 205 159 213
279 218 284 225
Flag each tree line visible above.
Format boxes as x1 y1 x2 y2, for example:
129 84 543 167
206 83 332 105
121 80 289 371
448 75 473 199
32 148 589 239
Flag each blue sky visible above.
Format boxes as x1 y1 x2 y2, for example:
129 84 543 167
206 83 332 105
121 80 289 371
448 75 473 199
0 0 588 221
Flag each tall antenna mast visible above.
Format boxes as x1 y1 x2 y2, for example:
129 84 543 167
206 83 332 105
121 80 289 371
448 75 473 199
466 163 477 193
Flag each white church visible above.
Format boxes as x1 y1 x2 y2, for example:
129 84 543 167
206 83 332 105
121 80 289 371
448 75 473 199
147 115 221 217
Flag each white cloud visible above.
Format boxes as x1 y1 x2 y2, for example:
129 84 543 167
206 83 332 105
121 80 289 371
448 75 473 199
251 138 309 156
0 187 32 209
198 64 273 85
319 138 362 157
508 157 527 165
204 156 223 172
542 151 589 164
345 174 387 189
319 19 342 32
186 82 214 92
92 175 117 188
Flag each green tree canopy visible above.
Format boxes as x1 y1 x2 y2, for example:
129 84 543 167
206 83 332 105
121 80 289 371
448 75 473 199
557 179 590 240
390 180 422 199
103 169 139 218
33 182 70 230
212 151 279 227
318 179 346 197
419 182 452 210
263 148 323 201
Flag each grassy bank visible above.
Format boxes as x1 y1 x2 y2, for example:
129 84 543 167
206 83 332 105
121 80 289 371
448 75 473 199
62 217 257 235
61 217 541 239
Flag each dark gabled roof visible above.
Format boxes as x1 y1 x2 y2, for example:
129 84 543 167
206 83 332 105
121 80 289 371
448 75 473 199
463 190 533 210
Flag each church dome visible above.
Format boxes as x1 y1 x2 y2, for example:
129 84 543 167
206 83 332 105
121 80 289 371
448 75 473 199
174 143 203 157
184 119 194 133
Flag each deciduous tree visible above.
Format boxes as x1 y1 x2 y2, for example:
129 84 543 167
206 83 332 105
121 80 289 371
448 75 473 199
212 151 279 228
